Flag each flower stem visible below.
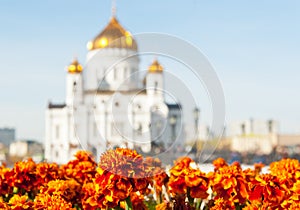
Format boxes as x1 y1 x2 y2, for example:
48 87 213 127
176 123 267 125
187 187 194 206
195 198 202 210
125 197 133 210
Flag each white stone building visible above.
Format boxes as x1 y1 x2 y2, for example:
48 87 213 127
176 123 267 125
228 119 279 154
227 119 279 137
9 140 43 162
45 15 184 164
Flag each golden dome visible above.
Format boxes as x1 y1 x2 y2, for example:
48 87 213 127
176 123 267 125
148 59 163 73
87 16 137 51
67 58 83 74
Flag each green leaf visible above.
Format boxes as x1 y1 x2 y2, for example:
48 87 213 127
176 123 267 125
125 197 133 210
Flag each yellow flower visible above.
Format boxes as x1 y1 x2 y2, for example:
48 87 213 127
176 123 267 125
9 194 33 210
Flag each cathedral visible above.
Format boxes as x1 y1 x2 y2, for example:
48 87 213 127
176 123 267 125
45 13 184 164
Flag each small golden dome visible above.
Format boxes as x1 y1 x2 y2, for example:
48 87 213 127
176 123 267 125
67 58 83 74
148 59 163 73
87 16 137 51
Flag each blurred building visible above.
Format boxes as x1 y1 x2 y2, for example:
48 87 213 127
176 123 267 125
185 124 210 143
9 140 43 162
227 119 278 136
198 125 210 141
0 128 15 146
228 119 279 154
45 12 184 164
278 134 300 147
0 143 7 163
277 135 300 156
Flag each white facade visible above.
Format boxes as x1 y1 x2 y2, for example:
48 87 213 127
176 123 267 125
10 140 43 161
227 119 279 137
45 16 184 164
228 119 279 155
231 134 278 154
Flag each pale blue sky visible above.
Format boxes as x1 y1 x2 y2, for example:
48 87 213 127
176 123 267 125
0 0 299 140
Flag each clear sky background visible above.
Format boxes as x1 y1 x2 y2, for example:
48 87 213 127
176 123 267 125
0 0 299 140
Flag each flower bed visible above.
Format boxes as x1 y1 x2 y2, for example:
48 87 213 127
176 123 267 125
0 148 299 209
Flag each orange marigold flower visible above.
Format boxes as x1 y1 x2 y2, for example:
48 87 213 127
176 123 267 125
74 150 95 162
242 204 260 210
249 174 287 208
60 150 97 184
92 148 152 209
130 192 148 210
254 162 265 174
209 198 234 210
81 181 99 210
144 156 168 201
0 165 13 196
171 157 193 177
153 167 169 195
169 157 209 200
34 193 74 210
156 202 172 210
98 148 147 178
231 161 241 168
35 162 60 187
243 167 256 177
94 171 133 208
144 156 163 168
210 164 248 207
9 194 33 210
213 157 228 171
10 159 37 192
119 192 148 210
280 180 300 209
287 202 300 210
40 179 81 205
0 197 10 209
270 158 300 188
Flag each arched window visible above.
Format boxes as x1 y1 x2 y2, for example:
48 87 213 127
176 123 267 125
93 123 98 137
155 81 158 91
55 125 60 139
114 68 117 80
138 124 143 135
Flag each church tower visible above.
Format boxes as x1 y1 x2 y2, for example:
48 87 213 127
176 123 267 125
45 59 84 164
66 58 83 106
146 59 164 97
